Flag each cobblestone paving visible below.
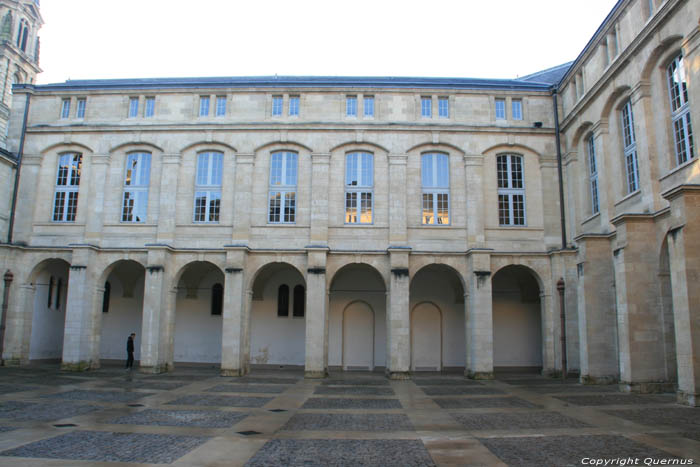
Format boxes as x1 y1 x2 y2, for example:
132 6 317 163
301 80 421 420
109 409 249 428
302 397 403 409
554 394 676 406
282 413 414 431
100 380 188 390
501 377 580 385
0 384 38 394
434 396 539 409
320 378 389 386
43 389 154 402
219 377 300 385
167 394 273 407
604 407 700 429
420 386 505 396
0 427 16 433
245 439 435 466
411 378 484 386
452 411 590 429
524 384 619 393
206 384 290 394
478 434 677 467
0 430 210 463
313 386 395 396
0 400 101 421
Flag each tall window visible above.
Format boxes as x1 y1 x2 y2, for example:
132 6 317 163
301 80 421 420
667 54 694 166
128 97 139 118
277 284 289 317
587 134 600 214
512 99 523 120
55 278 62 309
16 19 28 52
421 97 432 117
144 97 155 117
199 96 210 116
211 283 223 316
346 96 357 117
497 154 526 226
52 153 81 222
122 152 151 222
76 98 86 119
194 151 223 223
495 98 506 119
621 100 639 193
272 96 283 116
345 152 373 224
47 276 54 308
215 96 226 116
438 97 449 118
102 282 111 314
60 99 70 119
293 285 305 317
421 153 449 225
364 96 374 117
289 96 300 116
268 151 297 223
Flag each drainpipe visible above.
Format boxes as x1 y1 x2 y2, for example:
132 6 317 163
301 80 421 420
7 91 31 244
0 270 13 362
552 89 567 249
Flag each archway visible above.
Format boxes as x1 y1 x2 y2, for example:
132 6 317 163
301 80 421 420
492 265 542 371
658 237 677 381
249 262 306 367
174 261 225 364
99 260 145 364
409 264 465 372
29 259 70 362
329 263 386 372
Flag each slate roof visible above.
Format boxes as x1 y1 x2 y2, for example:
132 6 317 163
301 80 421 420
517 62 573 85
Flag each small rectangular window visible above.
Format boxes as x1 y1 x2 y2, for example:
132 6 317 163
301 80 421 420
289 96 299 116
364 96 374 117
512 99 522 120
272 96 283 116
215 96 226 116
438 97 449 118
495 98 506 120
128 97 139 118
144 97 155 117
421 97 432 117
76 98 86 119
199 96 210 116
60 99 70 119
346 96 357 117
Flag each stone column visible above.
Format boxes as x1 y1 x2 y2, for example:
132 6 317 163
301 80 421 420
388 154 408 245
84 154 110 244
465 252 493 379
221 247 248 376
310 153 330 245
1 283 34 365
540 289 556 375
231 153 254 245
156 153 181 244
305 248 328 378
386 247 410 379
464 155 485 246
140 247 173 373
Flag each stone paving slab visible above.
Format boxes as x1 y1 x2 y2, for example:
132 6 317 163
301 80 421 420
412 378 483 386
501 378 579 386
302 398 402 409
321 378 389 386
0 384 38 394
6 376 82 386
604 407 700 429
0 400 101 421
281 413 413 432
167 394 273 408
245 439 435 466
421 386 505 396
43 389 154 403
0 427 17 433
206 384 289 394
109 409 249 428
223 377 300 385
453 411 590 430
100 380 188 391
523 384 619 394
313 386 395 396
554 394 676 406
681 432 700 442
435 397 539 409
144 373 217 381
478 434 676 467
0 430 210 464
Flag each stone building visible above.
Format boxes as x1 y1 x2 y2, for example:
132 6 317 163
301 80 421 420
0 0 698 404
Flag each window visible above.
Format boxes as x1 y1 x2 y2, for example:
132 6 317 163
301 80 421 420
121 152 151 222
47 276 54 308
495 98 506 119
16 19 28 52
144 97 155 117
587 134 600 214
289 96 299 116
102 282 111 313
272 96 283 116
211 283 223 316
52 153 82 222
667 54 694 166
215 96 226 116
421 153 449 225
512 99 523 120
610 27 619 58
438 97 449 118
128 97 139 118
60 99 70 119
76 98 86 119
193 151 223 223
345 152 373 223
199 96 210 116
55 278 62 309
421 97 432 117
346 95 357 117
277 284 289 317
621 100 639 193
364 96 374 117
497 154 526 226
268 151 297 223
293 285 305 317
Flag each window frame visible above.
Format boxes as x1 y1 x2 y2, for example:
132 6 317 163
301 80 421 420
346 95 358 117
52 152 82 223
76 98 86 119
215 96 226 117
667 54 694 166
121 152 151 223
363 96 374 117
199 95 210 117
587 134 600 215
421 96 432 118
495 98 506 120
512 99 523 120
288 95 300 116
144 96 155 118
60 98 70 119
193 151 223 223
497 154 526 226
272 95 283 116
621 100 640 194
421 152 450 225
268 151 298 224
344 151 374 224
438 97 449 118
128 97 139 118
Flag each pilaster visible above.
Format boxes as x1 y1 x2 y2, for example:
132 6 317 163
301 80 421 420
232 153 254 244
310 153 330 244
305 247 328 378
386 247 410 379
139 247 173 373
221 246 248 376
388 154 408 244
156 153 181 244
84 154 111 244
464 155 485 246
1 283 34 365
465 251 493 379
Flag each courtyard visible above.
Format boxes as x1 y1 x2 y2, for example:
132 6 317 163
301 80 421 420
0 365 697 466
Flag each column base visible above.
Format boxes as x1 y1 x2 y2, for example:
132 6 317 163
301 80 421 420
385 370 410 380
304 369 328 379
139 364 171 374
1 358 22 367
221 368 247 377
619 381 676 394
677 390 700 406
466 370 494 380
580 374 617 385
61 360 99 372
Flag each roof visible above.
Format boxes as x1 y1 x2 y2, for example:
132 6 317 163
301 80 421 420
517 62 573 85
19 75 554 93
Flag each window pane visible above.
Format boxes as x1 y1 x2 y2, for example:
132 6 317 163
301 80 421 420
56 154 70 185
364 96 374 116
437 193 449 224
270 153 283 185
510 156 523 189
53 191 66 221
346 152 358 186
284 152 298 185
76 99 86 118
289 96 299 116
122 191 134 221
495 99 505 119
272 96 283 116
513 194 525 225
360 192 372 223
216 96 226 116
422 193 434 224
422 154 433 187
293 285 305 317
438 97 449 118
145 97 155 117
194 192 207 222
269 192 281 222
61 99 70 119
512 100 522 120
498 194 510 225
346 96 357 116
626 151 638 192
199 96 210 116
284 192 296 222
497 156 508 188
208 192 221 222
129 97 139 117
436 154 448 188
421 97 432 117
345 192 357 223
66 191 79 221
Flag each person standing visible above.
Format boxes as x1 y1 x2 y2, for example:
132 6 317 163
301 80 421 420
126 333 135 370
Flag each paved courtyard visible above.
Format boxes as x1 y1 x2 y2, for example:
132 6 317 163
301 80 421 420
0 365 698 466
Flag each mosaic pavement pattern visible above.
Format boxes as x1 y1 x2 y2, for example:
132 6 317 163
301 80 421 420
0 400 101 421
109 408 249 428
281 413 414 432
434 396 539 409
42 389 154 403
452 411 591 430
206 384 290 394
167 394 273 408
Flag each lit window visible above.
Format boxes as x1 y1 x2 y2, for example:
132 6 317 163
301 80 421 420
495 98 506 119
268 151 297 223
193 151 223 223
60 99 70 119
144 97 155 117
512 99 523 120
215 96 226 116
272 96 283 116
128 97 139 118
211 283 223 315
421 153 449 225
76 98 86 119
364 96 374 117
345 152 373 224
121 152 151 222
497 154 526 226
621 100 639 193
289 96 299 116
438 97 449 118
52 153 81 222
346 96 357 117
587 135 599 214
667 54 694 166
199 96 210 116
421 97 432 117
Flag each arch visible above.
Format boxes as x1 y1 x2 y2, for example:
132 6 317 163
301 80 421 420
330 140 389 154
491 262 545 293
28 258 70 361
571 121 595 148
179 141 237 154
25 257 71 285
342 300 375 370
410 262 466 295
406 141 465 156
481 143 542 159
253 140 313 154
171 260 225 289
109 141 164 154
39 141 95 156
600 85 632 121
329 262 387 292
249 261 306 297
410 301 442 371
641 35 684 81
97 258 148 285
